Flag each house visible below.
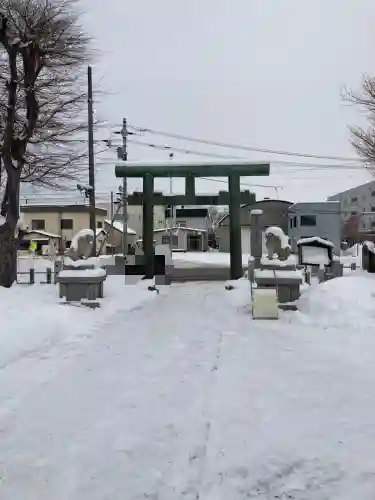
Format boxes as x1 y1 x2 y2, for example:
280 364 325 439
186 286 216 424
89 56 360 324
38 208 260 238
216 199 293 254
103 220 137 254
97 201 166 238
288 202 341 254
20 230 61 255
20 204 107 252
153 226 208 251
168 206 210 231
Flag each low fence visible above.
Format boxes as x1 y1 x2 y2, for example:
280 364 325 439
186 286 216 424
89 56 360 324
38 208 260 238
17 267 53 285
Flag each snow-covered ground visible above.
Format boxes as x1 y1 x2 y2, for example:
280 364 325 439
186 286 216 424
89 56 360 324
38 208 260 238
2 261 375 498
172 251 250 266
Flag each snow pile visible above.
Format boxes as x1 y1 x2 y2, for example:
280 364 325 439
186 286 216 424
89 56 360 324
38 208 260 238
343 243 362 257
265 226 290 249
0 276 158 368
260 255 297 267
297 274 375 329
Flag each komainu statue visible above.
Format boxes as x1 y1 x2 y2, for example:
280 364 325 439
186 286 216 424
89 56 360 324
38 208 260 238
65 229 94 261
264 226 291 261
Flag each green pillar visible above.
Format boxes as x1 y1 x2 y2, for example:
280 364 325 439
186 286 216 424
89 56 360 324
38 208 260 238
185 174 195 199
228 172 242 279
142 173 154 279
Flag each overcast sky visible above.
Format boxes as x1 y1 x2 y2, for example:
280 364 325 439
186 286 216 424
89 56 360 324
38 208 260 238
63 0 375 205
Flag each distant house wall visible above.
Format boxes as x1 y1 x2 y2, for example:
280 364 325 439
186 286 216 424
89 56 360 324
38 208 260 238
153 227 208 251
288 202 341 253
328 180 375 231
217 199 293 253
20 205 107 251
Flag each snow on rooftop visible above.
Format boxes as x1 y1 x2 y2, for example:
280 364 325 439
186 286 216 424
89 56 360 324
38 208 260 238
27 229 61 239
297 236 334 247
104 220 136 235
154 226 207 233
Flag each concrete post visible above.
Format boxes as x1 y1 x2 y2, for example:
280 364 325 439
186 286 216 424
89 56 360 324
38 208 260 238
250 209 264 268
228 172 242 280
143 173 155 279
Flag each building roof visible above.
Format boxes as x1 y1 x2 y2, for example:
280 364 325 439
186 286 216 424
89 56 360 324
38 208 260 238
26 229 61 239
327 180 375 200
217 199 293 225
154 226 207 233
20 204 107 215
104 220 136 235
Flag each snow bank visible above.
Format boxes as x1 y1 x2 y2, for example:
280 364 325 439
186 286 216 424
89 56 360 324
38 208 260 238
0 276 158 369
297 274 375 329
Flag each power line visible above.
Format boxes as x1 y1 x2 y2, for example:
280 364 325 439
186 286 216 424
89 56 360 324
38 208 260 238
128 124 363 162
125 139 368 171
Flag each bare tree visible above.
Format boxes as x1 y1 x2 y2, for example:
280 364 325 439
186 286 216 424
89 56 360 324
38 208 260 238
0 0 91 287
345 75 375 164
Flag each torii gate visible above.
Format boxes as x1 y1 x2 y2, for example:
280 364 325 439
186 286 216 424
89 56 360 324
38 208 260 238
115 160 270 280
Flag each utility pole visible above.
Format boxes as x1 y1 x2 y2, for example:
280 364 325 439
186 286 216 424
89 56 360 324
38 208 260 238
115 118 136 258
87 66 96 256
121 118 128 257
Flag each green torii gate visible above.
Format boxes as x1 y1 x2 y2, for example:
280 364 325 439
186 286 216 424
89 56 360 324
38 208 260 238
115 160 270 280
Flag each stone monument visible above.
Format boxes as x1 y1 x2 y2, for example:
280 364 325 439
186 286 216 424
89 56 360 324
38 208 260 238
56 229 107 308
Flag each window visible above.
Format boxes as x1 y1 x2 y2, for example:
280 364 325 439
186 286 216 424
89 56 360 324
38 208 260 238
289 216 297 228
371 207 375 213
351 196 358 203
61 219 73 230
162 234 178 245
300 215 316 226
31 219 45 230
371 191 375 197
372 221 375 228
176 220 187 227
97 221 103 228
351 211 357 216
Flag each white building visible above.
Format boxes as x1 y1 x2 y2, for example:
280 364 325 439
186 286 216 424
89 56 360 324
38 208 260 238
327 180 375 231
288 202 341 253
168 206 210 231
98 202 166 238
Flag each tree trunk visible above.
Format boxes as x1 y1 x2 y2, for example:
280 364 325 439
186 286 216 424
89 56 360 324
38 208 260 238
0 167 21 288
0 222 18 287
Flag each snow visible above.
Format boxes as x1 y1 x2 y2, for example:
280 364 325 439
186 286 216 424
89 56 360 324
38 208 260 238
3 263 375 497
260 255 297 267
364 240 375 252
265 226 290 248
59 268 107 279
274 269 303 280
70 228 94 250
301 245 330 266
105 219 136 235
297 236 334 247
26 229 60 239
172 251 250 266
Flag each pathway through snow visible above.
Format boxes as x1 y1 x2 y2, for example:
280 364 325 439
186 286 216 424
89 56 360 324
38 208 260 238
1 281 375 499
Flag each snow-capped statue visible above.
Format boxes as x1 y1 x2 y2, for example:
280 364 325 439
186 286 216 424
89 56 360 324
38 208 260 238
264 226 291 261
65 229 94 261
